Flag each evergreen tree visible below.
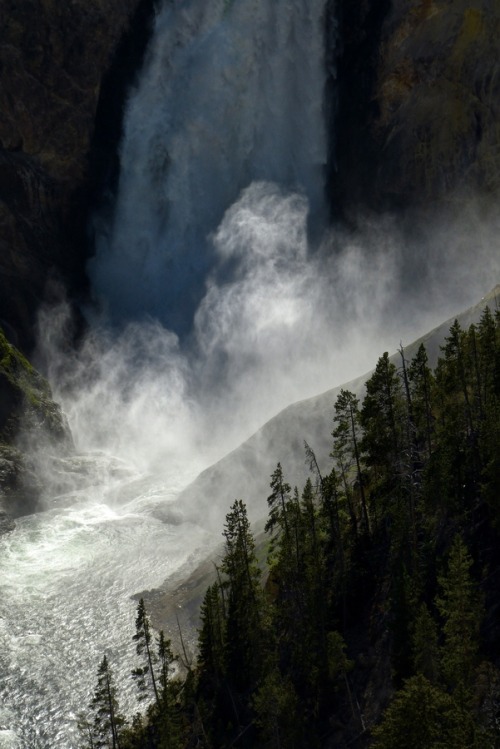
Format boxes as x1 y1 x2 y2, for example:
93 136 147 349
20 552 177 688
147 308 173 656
252 670 301 749
372 674 455 749
436 536 483 697
132 598 159 704
221 499 263 693
197 583 225 689
412 602 440 684
332 388 369 533
361 352 404 525
266 462 292 541
408 343 434 459
89 655 125 749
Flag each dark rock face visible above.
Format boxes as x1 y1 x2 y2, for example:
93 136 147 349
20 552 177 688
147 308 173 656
1 0 498 348
332 0 500 215
0 324 72 527
0 0 154 349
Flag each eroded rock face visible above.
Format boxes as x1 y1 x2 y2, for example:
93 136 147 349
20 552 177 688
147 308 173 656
0 0 151 348
1 0 498 347
333 0 500 214
0 324 72 526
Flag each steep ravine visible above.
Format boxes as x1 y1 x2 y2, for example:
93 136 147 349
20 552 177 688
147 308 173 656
1 0 499 349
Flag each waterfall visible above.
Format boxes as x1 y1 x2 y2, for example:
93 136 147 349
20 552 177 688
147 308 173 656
1 0 496 745
89 0 328 333
0 3 333 747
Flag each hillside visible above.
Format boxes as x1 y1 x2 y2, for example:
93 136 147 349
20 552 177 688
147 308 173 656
176 285 500 532
87 286 500 749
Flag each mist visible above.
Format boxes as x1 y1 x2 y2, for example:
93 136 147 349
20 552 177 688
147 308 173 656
37 182 499 487
33 0 493 481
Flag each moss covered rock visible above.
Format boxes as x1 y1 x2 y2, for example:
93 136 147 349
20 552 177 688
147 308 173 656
0 325 72 527
0 325 69 443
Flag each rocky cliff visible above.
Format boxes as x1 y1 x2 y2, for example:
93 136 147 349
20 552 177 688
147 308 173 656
0 0 154 350
1 0 498 348
0 324 72 528
332 0 500 214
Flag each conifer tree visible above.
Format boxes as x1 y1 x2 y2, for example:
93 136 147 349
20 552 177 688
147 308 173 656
252 670 300 749
436 536 483 696
221 499 263 693
266 463 292 541
332 388 369 533
89 655 125 749
372 674 454 749
197 583 225 687
361 352 404 500
412 602 440 684
408 343 434 459
132 598 159 704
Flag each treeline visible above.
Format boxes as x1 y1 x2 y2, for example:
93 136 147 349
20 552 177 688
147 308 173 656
81 306 500 748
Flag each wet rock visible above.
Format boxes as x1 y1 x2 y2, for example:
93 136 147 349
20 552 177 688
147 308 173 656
0 326 72 526
0 0 154 348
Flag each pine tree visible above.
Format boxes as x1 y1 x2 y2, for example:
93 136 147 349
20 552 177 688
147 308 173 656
412 602 440 684
332 388 369 533
361 352 404 518
252 670 300 749
221 499 263 693
89 655 125 749
266 463 292 541
132 598 159 704
372 674 454 749
197 583 225 688
436 536 483 696
408 343 434 459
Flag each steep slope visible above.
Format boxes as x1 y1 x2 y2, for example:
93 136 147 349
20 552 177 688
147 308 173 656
139 285 500 749
177 285 500 532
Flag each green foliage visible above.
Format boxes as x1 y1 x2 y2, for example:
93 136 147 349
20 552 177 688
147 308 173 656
85 655 126 749
436 536 483 696
85 305 500 749
252 670 301 748
372 674 455 749
0 324 68 443
221 499 264 692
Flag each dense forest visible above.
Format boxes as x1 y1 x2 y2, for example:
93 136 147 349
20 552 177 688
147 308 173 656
81 305 500 749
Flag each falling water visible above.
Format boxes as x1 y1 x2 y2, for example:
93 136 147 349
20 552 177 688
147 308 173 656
0 1 331 746
89 0 328 331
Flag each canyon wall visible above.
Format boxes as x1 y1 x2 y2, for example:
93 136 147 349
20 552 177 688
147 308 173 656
0 0 499 342
333 0 500 213
0 0 155 349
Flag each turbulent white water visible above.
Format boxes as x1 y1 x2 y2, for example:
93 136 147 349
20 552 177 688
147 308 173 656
0 456 213 748
1 0 498 745
0 1 332 746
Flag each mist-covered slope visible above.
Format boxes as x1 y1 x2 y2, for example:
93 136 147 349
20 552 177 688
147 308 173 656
178 285 500 530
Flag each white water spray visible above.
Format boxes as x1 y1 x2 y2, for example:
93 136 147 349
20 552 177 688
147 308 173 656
1 0 498 745
89 0 328 330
